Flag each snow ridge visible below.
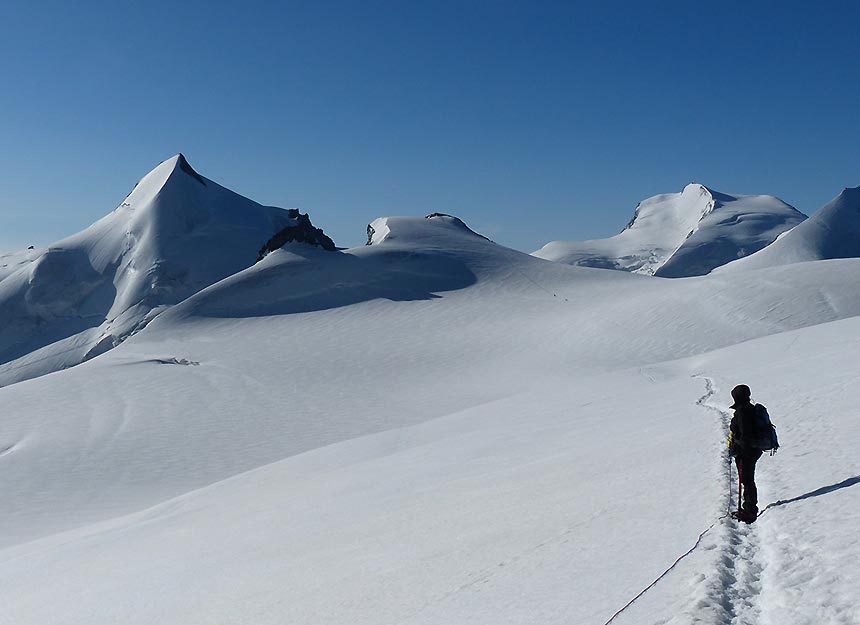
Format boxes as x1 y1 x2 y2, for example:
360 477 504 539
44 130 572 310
533 183 805 277
366 213 491 246
717 185 860 272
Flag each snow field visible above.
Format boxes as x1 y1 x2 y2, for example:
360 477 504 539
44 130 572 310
5 240 860 550
7 312 860 624
609 315 860 625
0 369 721 625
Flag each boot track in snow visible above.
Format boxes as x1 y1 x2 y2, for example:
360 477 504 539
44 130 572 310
601 376 766 625
694 376 765 625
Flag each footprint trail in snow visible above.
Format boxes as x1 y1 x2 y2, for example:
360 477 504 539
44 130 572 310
605 377 769 625
689 376 766 625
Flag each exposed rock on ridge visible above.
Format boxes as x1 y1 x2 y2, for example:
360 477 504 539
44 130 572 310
257 210 336 260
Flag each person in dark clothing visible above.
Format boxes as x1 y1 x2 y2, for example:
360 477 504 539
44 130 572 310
729 384 763 523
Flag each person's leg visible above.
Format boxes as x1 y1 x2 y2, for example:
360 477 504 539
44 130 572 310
735 457 744 511
741 450 763 516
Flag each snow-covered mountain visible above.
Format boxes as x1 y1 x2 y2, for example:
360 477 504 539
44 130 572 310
4 170 860 624
716 185 860 272
533 183 806 277
366 212 492 246
0 154 333 386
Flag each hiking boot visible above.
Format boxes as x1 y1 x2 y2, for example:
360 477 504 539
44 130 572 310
734 508 757 524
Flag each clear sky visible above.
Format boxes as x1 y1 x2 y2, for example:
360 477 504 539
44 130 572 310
1 0 859 253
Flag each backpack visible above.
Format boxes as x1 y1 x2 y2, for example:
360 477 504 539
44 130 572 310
749 404 779 453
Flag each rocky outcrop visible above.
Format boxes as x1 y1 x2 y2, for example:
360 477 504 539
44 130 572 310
256 210 336 260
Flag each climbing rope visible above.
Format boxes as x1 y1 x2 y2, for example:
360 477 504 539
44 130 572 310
601 512 729 625
602 377 735 624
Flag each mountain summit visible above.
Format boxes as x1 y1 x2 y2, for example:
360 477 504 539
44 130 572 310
717 185 860 272
533 183 806 277
0 154 333 386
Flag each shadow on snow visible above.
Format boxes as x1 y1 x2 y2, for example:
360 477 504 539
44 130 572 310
184 246 479 319
764 475 860 512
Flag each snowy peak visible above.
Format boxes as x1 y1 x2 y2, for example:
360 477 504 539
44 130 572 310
624 183 716 238
656 187 805 277
366 213 491 246
130 153 207 190
0 154 334 386
817 185 860 225
425 212 487 232
174 153 207 186
123 154 206 208
717 185 860 272
534 184 805 277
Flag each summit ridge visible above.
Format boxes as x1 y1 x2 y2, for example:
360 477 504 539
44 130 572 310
534 183 806 277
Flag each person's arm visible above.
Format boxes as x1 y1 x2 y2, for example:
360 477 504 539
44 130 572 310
729 415 738 455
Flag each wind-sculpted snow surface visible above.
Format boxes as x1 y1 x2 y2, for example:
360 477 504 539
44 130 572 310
3 197 860 623
4 305 860 624
533 183 805 277
717 185 860 272
0 155 332 386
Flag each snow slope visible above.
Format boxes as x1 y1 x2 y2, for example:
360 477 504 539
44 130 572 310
604 317 860 625
0 246 44 282
717 185 860 272
2 209 860 624
0 155 332 387
533 183 805 277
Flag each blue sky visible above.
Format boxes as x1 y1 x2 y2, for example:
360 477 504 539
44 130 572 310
1 0 858 252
